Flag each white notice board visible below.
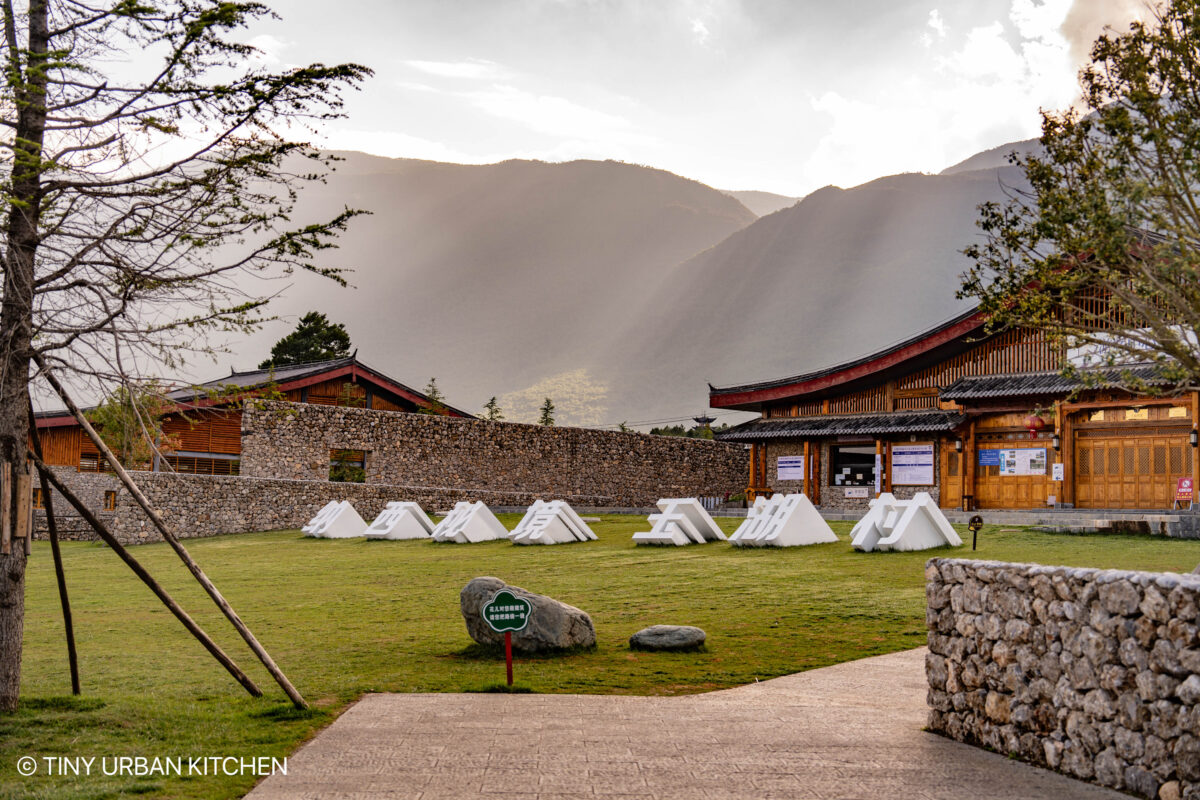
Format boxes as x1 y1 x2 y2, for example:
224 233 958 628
777 456 805 481
999 448 1047 476
891 443 935 485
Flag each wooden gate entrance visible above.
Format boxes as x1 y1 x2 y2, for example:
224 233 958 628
1073 427 1191 509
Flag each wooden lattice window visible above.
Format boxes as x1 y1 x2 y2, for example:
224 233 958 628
103 491 117 511
32 487 44 509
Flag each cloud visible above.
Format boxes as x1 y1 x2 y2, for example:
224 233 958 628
246 34 290 66
463 85 655 147
928 9 947 38
404 59 507 80
691 18 711 45
802 1 1082 190
1060 0 1153 63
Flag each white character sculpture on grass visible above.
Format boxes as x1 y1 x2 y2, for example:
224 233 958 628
509 500 597 545
729 494 837 547
633 498 727 546
850 492 961 552
365 502 436 540
430 501 509 543
301 500 367 538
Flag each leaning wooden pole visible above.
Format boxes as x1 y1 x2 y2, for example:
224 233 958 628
26 401 80 695
30 453 262 697
36 360 307 709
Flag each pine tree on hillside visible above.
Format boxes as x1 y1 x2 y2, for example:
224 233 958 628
259 312 351 369
538 397 555 426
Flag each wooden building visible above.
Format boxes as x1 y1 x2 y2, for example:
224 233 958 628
35 356 471 475
710 309 1199 511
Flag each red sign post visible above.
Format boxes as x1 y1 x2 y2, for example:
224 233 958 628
505 632 513 686
1176 477 1194 508
482 590 532 688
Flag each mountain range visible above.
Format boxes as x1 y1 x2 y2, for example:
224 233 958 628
223 141 1035 427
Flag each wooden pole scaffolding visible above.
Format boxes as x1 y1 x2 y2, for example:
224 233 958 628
26 400 79 695
36 359 307 709
30 452 262 697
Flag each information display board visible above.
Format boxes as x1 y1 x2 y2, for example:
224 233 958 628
891 444 935 485
1000 448 1047 476
776 456 805 481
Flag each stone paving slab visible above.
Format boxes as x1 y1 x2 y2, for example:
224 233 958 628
248 648 1124 800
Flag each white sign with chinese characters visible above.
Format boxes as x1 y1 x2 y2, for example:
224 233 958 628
1052 462 1065 481
891 444 935 486
776 456 805 481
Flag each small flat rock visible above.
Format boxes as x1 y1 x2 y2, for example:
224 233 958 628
629 625 706 651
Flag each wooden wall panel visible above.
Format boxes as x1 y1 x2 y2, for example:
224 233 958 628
162 409 243 455
371 395 406 412
897 329 1056 392
37 427 81 467
828 385 887 415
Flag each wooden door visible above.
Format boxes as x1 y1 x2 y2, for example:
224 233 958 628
973 441 1052 509
1075 428 1190 509
940 443 962 509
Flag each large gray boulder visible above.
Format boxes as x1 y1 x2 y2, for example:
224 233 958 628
629 625 706 651
460 576 596 652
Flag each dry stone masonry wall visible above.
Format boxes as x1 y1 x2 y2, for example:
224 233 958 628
35 402 745 545
926 557 1200 800
240 401 747 507
100 473 610 546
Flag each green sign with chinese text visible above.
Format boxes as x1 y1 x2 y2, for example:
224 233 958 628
483 590 532 633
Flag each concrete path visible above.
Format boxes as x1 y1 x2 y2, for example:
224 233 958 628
248 648 1123 800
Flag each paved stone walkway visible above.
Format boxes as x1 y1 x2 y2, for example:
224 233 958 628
248 648 1123 800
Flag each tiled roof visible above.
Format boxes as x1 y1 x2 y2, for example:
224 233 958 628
165 356 358 399
940 364 1171 400
716 410 965 442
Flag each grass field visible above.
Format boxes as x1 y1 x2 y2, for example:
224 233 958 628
3 515 1200 799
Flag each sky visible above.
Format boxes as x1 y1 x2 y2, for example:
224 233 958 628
245 0 1150 197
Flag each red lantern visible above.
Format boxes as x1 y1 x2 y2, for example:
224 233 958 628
1023 414 1046 440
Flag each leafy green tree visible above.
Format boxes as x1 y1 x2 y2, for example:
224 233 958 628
0 0 368 710
960 1 1200 391
538 397 556 426
483 397 504 421
87 385 181 470
259 312 352 369
650 424 687 437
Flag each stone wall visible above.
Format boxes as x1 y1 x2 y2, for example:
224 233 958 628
33 468 119 540
926 557 1200 799
93 472 613 546
240 401 747 507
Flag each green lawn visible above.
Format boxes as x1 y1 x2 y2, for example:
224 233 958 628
4 515 1200 799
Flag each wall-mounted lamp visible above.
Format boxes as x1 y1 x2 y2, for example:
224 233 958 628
1052 434 1061 452
1191 429 1198 448
909 433 917 442
954 438 963 453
